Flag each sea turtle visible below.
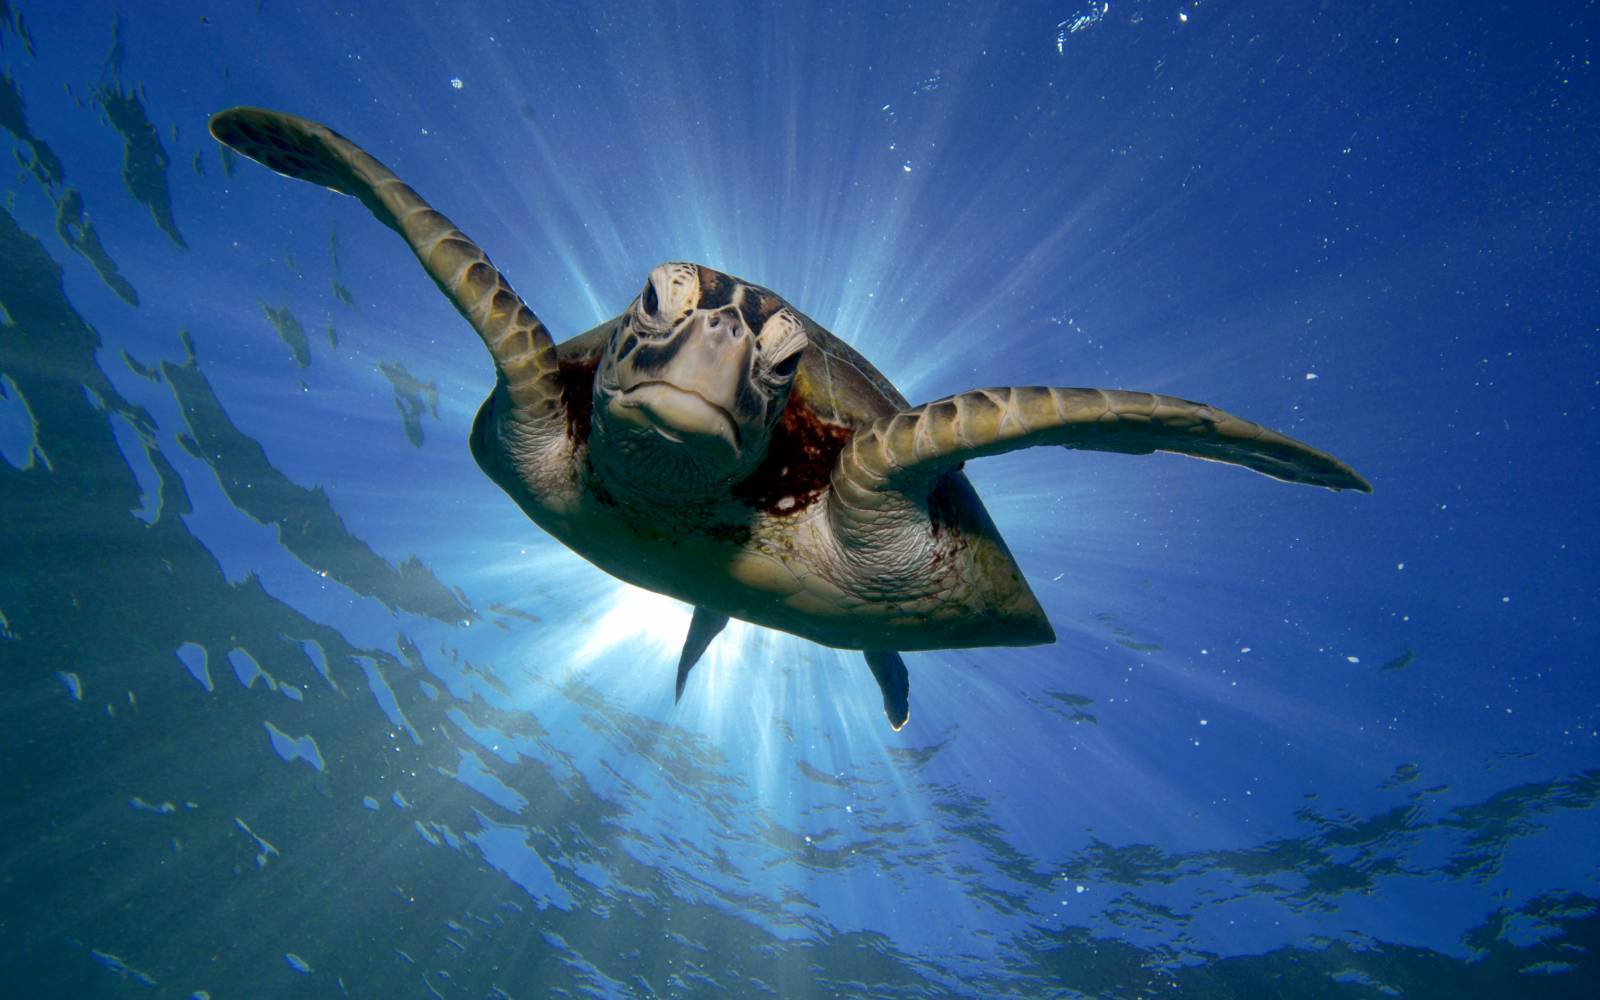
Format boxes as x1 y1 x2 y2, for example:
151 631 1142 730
210 108 1370 730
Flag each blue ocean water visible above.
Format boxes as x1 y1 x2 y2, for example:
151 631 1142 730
1 0 1596 995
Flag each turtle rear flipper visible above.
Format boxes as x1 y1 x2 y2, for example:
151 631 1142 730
865 651 909 731
831 386 1370 533
675 606 729 702
209 107 564 421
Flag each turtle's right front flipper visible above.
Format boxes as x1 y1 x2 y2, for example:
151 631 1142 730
209 107 563 426
831 386 1370 532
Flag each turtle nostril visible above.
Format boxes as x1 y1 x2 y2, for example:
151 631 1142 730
715 307 744 336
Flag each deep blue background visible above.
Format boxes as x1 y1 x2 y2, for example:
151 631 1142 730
1 0 1596 995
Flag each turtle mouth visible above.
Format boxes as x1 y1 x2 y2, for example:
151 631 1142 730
614 381 743 459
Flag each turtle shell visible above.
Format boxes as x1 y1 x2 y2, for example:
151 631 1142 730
781 310 909 423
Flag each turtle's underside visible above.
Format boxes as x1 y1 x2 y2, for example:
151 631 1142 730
211 107 1369 731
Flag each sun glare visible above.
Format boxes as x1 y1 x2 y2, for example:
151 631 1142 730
572 584 694 664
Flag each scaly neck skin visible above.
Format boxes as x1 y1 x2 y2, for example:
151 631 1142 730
585 404 750 511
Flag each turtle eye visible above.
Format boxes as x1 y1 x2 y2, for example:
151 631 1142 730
756 309 807 384
634 280 672 337
769 352 801 378
640 262 699 331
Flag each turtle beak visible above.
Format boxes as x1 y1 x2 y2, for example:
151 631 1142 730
608 382 743 460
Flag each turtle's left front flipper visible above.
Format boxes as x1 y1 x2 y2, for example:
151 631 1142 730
209 107 564 427
831 386 1370 521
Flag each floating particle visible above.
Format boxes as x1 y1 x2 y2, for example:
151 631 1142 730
1346 655 1360 664
912 73 943 94
1057 3 1110 54
1305 372 1319 380
1179 10 1190 23
450 77 463 90
902 161 913 173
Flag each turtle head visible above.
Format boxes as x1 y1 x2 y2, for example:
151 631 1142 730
591 263 808 502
